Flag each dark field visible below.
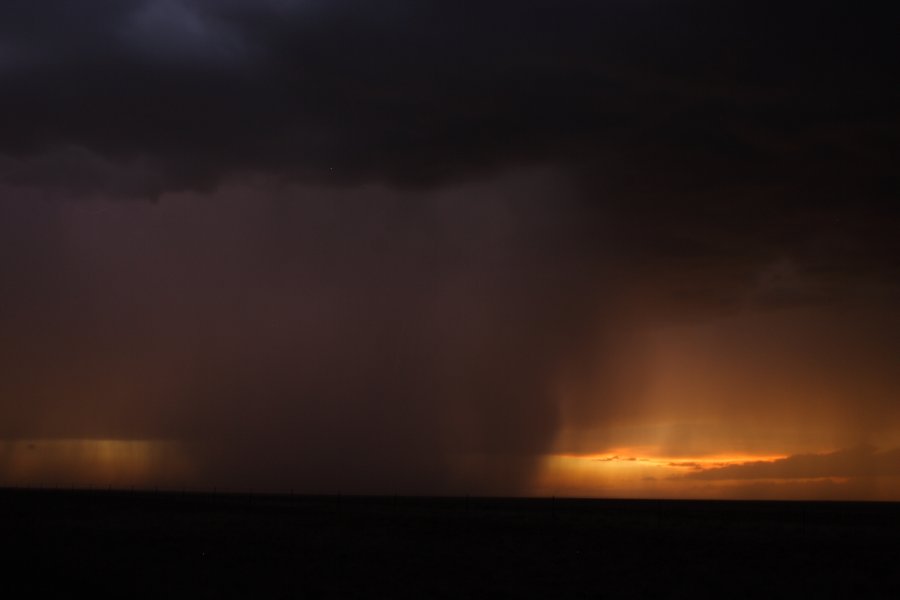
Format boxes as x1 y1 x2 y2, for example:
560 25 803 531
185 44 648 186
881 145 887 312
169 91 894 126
2 489 899 598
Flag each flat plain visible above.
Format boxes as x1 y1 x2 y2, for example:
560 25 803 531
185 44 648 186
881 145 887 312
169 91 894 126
2 488 898 598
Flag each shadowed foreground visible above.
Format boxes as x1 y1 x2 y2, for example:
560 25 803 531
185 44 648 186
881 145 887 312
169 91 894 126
2 489 899 598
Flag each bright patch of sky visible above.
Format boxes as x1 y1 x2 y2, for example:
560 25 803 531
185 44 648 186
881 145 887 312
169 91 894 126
121 0 249 65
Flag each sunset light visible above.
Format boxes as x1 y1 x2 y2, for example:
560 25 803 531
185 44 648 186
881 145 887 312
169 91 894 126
536 449 792 498
0 439 191 489
1 1 897 595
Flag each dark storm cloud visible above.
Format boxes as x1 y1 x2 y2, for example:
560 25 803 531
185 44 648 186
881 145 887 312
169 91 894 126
1 0 897 195
0 173 621 493
3 0 897 301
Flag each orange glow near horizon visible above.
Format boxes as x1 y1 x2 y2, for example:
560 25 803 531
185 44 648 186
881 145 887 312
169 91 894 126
555 449 790 465
534 447 819 500
0 439 192 489
533 440 900 500
532 308 900 501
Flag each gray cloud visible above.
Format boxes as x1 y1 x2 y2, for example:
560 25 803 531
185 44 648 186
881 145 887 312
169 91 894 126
120 0 251 66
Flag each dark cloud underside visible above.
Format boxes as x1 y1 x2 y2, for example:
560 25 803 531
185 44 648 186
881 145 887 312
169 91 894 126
1 1 897 192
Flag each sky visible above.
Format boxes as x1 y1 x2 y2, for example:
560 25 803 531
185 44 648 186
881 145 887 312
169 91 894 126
1 0 899 499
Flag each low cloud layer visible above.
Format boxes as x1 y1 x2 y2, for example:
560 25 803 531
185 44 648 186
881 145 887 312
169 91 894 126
687 446 900 481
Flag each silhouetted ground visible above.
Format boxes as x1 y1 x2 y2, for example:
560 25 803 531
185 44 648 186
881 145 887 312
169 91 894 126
1 488 899 598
